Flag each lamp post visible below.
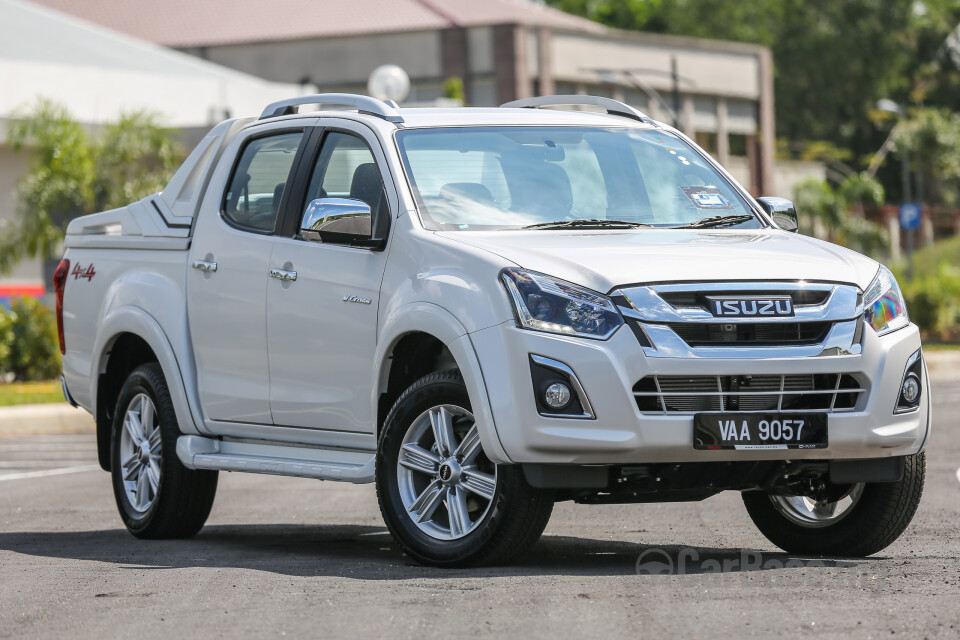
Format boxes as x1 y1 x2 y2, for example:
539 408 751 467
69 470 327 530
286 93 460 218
877 99 916 280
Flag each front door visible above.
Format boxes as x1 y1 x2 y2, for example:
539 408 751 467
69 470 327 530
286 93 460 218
266 125 393 432
187 124 310 423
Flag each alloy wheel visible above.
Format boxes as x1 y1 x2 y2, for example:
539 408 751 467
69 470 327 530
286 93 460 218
396 405 498 541
118 393 162 514
770 483 865 528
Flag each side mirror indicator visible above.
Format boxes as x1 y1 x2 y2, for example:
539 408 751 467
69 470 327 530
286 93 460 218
757 196 799 232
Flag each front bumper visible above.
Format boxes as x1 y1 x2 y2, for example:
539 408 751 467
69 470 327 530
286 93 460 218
469 320 929 464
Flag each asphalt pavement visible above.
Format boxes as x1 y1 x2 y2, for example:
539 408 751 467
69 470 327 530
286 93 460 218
1 379 958 639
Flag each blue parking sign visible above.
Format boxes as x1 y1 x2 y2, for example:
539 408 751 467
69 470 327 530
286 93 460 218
899 202 921 230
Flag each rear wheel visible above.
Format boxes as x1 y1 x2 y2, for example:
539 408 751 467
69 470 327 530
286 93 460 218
742 453 925 556
376 370 553 567
110 363 218 539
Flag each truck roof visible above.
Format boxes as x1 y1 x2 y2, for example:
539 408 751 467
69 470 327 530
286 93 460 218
251 93 661 131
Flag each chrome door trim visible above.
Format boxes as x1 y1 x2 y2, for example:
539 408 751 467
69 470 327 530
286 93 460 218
191 260 217 272
269 268 298 281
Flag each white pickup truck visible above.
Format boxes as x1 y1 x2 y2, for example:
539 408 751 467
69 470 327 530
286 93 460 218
57 94 928 567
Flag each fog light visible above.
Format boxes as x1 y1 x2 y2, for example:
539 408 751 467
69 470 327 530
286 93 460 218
901 374 920 404
544 383 572 409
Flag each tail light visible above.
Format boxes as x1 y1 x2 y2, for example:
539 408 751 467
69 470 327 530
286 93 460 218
53 259 70 355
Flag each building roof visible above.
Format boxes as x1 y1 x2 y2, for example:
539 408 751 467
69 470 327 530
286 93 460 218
25 0 606 48
0 0 309 127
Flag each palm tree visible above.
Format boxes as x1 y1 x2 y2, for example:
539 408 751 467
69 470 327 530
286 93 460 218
1 99 183 274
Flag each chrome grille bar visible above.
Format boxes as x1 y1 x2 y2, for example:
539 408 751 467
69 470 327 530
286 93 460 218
632 374 867 415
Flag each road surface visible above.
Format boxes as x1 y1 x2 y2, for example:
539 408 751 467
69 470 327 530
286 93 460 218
2 380 958 639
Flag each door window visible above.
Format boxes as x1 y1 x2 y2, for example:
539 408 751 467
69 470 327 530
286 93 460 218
223 132 304 232
303 132 387 239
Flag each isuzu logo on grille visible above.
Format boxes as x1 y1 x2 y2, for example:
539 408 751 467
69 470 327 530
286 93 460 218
707 296 794 317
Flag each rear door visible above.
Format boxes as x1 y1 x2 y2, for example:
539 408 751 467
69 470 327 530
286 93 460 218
187 119 315 423
265 121 394 432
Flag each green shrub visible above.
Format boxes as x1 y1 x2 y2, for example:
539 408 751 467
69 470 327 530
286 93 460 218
898 264 960 337
0 297 61 382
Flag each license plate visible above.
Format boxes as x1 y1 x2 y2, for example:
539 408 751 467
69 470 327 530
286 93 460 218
693 413 827 450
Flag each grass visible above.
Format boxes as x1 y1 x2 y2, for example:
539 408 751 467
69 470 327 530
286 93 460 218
0 380 66 407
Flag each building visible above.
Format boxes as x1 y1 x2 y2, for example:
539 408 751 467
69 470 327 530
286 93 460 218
27 0 783 197
5 0 827 300
0 0 307 301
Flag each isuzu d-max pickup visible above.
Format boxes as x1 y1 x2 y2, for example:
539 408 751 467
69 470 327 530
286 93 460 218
56 94 928 566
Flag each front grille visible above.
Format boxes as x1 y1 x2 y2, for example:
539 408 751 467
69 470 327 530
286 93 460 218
633 374 866 414
658 289 831 312
668 322 832 346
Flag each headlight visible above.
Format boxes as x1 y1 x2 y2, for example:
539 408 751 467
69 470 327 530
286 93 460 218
500 268 623 339
863 265 908 336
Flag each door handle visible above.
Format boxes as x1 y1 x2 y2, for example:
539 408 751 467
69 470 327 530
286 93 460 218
192 260 217 272
269 268 297 282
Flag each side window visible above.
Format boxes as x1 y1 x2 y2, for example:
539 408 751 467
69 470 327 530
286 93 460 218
223 132 303 232
304 132 387 233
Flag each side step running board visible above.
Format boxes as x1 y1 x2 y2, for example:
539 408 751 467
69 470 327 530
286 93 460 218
176 435 375 484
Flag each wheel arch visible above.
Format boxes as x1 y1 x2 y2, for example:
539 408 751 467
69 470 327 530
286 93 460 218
373 302 510 463
92 306 199 470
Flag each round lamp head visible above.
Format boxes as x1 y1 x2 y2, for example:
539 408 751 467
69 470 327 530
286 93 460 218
367 64 410 104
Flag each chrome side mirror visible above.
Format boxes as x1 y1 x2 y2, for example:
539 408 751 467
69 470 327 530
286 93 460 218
300 198 372 242
757 196 798 232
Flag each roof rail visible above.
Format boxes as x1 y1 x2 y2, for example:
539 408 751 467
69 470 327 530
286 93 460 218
500 95 654 124
259 93 404 123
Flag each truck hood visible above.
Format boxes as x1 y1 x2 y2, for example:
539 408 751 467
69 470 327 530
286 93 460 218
438 228 880 293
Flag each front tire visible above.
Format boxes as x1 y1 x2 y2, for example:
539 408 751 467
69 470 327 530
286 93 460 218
742 453 925 556
110 363 219 539
376 370 553 567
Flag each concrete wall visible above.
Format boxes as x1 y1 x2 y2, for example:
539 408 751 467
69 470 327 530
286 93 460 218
549 31 761 100
200 31 442 88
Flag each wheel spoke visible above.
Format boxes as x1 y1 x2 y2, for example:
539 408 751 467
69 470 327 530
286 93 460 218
430 407 456 457
409 479 445 523
446 486 471 538
399 443 440 476
122 455 141 481
123 415 143 445
136 467 149 510
453 424 482 464
147 459 161 493
460 468 496 501
812 500 838 518
140 400 155 436
149 427 162 454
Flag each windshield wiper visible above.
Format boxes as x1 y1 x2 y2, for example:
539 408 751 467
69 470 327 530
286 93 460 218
522 219 655 230
674 214 756 229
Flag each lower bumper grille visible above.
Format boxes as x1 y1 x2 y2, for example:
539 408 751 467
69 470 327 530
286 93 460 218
633 373 866 414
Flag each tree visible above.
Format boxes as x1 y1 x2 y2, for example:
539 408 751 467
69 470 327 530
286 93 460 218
793 174 888 257
895 107 960 209
545 0 960 169
0 99 183 274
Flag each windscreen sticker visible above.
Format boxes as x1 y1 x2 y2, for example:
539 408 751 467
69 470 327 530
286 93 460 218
682 186 732 209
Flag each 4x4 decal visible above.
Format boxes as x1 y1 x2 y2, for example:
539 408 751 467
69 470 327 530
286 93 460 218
71 263 96 281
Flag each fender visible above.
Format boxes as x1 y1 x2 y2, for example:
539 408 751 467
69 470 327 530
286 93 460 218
373 302 512 464
92 306 201 436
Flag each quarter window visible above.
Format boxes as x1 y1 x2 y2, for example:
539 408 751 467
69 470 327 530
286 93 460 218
224 132 303 232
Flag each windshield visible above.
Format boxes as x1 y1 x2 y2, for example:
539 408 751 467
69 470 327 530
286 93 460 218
395 126 762 231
